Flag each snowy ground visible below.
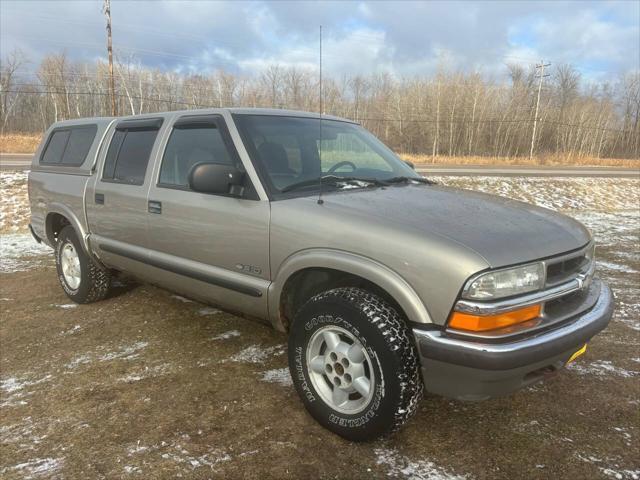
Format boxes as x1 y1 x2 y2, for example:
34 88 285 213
1 173 639 479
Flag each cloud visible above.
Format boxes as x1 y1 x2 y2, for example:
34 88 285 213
1 0 637 81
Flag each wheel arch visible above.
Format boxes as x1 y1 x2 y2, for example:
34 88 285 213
268 249 433 332
45 203 90 253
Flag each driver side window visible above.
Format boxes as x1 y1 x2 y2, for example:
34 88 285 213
159 124 233 188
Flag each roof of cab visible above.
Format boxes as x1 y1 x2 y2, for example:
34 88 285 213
61 107 357 125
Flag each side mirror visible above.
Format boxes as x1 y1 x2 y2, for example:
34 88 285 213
404 160 415 170
188 163 245 196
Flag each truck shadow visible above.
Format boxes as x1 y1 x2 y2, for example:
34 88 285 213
106 273 141 299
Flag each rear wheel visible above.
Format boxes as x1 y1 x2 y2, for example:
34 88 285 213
55 225 111 303
288 287 423 441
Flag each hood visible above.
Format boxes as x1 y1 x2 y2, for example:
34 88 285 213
311 184 591 268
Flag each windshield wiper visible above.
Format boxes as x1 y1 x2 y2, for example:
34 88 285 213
383 176 436 185
281 176 386 193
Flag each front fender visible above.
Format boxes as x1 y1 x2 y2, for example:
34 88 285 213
267 248 433 331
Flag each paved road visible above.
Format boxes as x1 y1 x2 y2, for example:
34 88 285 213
1 152 638 177
416 164 640 177
0 153 32 170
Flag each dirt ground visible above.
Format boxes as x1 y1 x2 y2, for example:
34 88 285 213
1 177 639 479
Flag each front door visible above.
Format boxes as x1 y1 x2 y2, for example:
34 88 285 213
145 113 270 318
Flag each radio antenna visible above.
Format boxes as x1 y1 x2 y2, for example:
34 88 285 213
317 25 324 205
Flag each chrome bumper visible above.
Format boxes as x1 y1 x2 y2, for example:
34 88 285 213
413 279 613 400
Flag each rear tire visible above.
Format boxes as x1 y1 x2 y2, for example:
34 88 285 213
55 225 111 303
288 287 423 441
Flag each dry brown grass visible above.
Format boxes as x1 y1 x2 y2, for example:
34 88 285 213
0 133 637 168
0 133 42 153
400 153 639 168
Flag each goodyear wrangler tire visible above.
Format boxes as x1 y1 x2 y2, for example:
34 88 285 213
288 287 423 441
55 225 111 304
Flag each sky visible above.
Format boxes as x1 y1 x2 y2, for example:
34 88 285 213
1 0 638 83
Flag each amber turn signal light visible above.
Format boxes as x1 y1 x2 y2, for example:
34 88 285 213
448 304 542 332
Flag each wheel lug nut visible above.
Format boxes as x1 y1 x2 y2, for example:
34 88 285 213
341 358 350 368
334 377 341 386
326 364 333 373
329 352 337 362
344 373 352 383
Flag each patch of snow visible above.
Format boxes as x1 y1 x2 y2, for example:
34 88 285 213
65 354 92 369
611 293 640 332
599 467 640 480
53 303 78 309
124 465 142 474
60 325 82 336
575 452 640 480
2 457 64 478
374 447 468 480
259 368 293 387
433 176 639 212
197 307 220 316
65 342 149 370
0 171 30 232
568 360 638 378
129 440 231 471
612 427 633 447
0 417 47 446
0 233 51 273
211 330 240 341
99 341 149 362
118 364 172 383
0 374 53 407
224 344 285 363
597 260 637 274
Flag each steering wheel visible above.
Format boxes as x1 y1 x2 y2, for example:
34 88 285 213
327 161 357 174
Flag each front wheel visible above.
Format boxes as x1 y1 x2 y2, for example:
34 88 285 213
55 225 111 303
288 287 423 441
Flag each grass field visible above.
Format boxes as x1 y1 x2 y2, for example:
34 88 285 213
1 133 638 167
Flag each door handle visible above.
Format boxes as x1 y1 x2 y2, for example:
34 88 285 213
95 193 105 205
148 200 162 214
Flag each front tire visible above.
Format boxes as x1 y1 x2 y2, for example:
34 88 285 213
288 287 423 441
55 225 111 303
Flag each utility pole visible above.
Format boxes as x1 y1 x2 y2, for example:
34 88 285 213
529 60 550 161
103 0 117 116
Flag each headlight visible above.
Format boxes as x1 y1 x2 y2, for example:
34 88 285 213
462 262 545 300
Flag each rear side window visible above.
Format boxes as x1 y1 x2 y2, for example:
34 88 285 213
159 125 234 187
62 126 98 165
41 130 70 164
40 125 98 166
102 119 162 185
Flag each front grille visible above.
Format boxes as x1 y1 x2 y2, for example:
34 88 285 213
546 255 589 285
545 244 593 287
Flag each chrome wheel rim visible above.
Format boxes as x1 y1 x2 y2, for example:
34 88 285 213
60 243 81 290
306 325 375 414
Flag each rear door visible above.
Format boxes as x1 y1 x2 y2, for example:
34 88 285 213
145 113 270 318
87 117 164 274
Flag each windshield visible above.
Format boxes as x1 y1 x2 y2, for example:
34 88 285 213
234 114 421 196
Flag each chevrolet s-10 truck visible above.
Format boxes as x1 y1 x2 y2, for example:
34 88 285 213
28 108 613 441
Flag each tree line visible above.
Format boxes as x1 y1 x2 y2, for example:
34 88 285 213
1 50 639 159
